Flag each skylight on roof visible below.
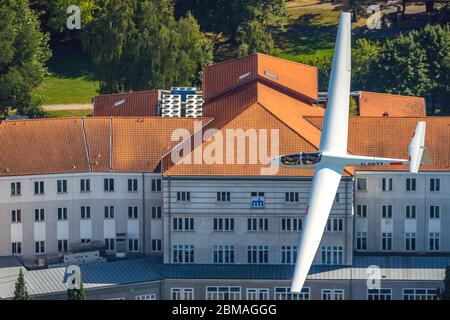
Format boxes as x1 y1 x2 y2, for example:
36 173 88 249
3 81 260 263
264 70 279 80
238 71 251 80
114 99 125 107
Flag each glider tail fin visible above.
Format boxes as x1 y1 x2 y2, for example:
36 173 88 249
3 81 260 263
408 121 429 173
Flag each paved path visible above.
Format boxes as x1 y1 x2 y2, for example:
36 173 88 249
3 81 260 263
43 103 93 111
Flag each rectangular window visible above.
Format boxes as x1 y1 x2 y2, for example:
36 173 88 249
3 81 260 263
368 289 392 300
176 191 191 202
405 205 416 219
104 206 115 219
322 289 344 300
173 245 194 263
406 178 416 191
35 241 45 254
325 218 343 232
382 232 392 251
246 288 269 300
58 239 68 252
171 288 194 300
34 181 44 194
213 218 234 232
321 246 343 264
430 205 440 219
247 245 268 264
57 179 68 193
213 245 235 264
128 206 139 219
11 182 21 196
356 232 367 251
34 208 45 221
81 206 91 219
81 238 91 243
382 205 392 219
151 178 162 192
128 178 138 192
151 239 162 251
104 178 114 192
104 238 115 251
280 218 302 232
357 178 367 191
11 210 22 223
57 207 68 220
285 192 299 203
382 178 393 191
430 178 440 192
274 287 310 300
80 178 90 192
403 288 439 300
173 217 194 231
135 294 156 300
128 239 139 252
281 246 297 264
405 232 416 251
12 242 22 255
216 191 231 202
356 205 367 218
151 206 162 219
247 218 269 232
429 232 440 251
206 286 241 300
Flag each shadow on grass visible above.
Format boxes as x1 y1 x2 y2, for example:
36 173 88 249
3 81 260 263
274 13 339 57
47 41 96 81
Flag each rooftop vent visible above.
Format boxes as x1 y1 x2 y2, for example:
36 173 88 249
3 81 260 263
264 70 279 80
114 99 125 107
238 71 251 80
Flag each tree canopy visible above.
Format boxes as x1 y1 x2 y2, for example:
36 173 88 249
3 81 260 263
0 0 51 118
174 0 287 39
82 0 213 93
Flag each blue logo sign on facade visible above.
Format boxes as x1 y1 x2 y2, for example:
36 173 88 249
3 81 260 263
251 197 265 209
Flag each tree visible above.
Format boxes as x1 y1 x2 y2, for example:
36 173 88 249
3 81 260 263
352 38 381 91
439 265 450 300
371 33 432 97
67 279 86 300
305 55 332 92
236 20 275 57
0 0 51 118
410 24 450 113
174 0 287 40
13 269 29 300
82 0 213 93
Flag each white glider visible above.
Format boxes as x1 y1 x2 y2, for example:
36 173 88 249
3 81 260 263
271 12 428 293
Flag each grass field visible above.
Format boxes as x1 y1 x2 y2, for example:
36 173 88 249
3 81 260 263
45 109 93 118
32 43 99 105
274 7 369 62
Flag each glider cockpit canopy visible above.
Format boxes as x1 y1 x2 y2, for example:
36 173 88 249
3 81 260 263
280 152 322 166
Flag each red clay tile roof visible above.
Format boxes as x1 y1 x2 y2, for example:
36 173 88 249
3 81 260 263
305 116 450 172
163 103 320 176
359 91 426 117
0 118 89 176
203 53 318 103
93 90 159 117
0 117 206 176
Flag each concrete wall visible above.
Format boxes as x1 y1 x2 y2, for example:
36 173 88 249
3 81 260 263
354 171 450 253
0 173 163 261
162 177 354 265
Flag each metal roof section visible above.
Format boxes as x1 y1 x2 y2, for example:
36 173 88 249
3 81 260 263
1 255 449 299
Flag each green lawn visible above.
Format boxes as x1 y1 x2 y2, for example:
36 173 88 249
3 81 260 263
274 7 371 62
32 43 99 105
45 109 93 118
